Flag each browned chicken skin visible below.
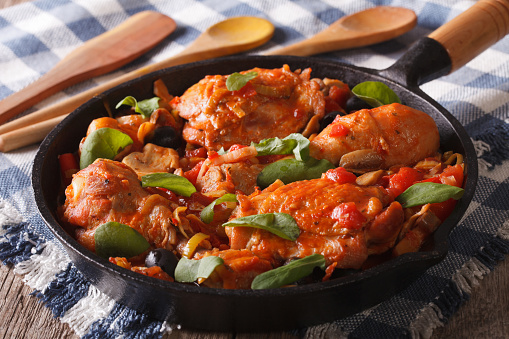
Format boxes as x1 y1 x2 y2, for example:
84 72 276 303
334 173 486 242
310 103 440 170
61 159 178 252
175 65 325 150
226 176 405 269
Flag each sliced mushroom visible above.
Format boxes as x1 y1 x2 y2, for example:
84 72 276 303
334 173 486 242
393 209 441 256
339 149 383 172
122 143 180 179
356 170 385 186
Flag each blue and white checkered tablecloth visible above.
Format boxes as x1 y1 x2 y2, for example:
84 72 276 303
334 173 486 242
1 0 509 338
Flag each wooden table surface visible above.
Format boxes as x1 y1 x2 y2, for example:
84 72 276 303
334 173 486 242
1 0 508 338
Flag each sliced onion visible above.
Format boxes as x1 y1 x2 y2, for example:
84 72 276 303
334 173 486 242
173 206 190 238
137 122 156 144
210 146 258 166
182 232 210 258
252 83 292 98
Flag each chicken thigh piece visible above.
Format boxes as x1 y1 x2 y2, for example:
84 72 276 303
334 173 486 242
309 103 440 170
61 159 178 253
174 65 326 151
226 173 405 269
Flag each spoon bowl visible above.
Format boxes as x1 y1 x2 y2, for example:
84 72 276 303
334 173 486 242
207 16 275 46
341 6 414 31
151 16 274 67
267 6 417 56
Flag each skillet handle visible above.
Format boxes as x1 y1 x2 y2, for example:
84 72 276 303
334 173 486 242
381 0 509 87
429 0 509 73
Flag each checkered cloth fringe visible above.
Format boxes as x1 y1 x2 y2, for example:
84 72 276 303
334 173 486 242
1 0 509 338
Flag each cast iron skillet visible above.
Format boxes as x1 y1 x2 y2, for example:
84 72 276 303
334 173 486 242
32 0 508 332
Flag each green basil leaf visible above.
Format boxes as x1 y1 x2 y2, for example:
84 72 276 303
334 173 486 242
200 193 237 224
79 127 133 169
94 222 150 259
351 81 401 108
257 157 335 189
396 182 465 208
253 133 310 161
115 95 137 110
137 97 161 117
174 256 224 283
226 71 258 91
115 96 160 118
141 172 197 197
223 212 300 241
251 254 326 289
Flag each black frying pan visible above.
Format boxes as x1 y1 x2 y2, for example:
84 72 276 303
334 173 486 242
32 0 508 332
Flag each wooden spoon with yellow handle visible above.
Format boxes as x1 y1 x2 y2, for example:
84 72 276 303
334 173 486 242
266 6 417 56
0 11 176 125
0 16 274 152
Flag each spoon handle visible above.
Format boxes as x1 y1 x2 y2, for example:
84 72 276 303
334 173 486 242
0 43 243 138
428 0 509 73
0 11 176 126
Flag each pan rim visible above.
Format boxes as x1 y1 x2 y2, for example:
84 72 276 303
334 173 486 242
32 54 478 324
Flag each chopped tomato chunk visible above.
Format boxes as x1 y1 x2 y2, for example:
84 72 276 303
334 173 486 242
323 167 357 184
328 84 351 109
208 151 220 161
331 202 366 230
416 164 464 221
439 164 464 187
329 123 349 137
183 160 204 186
429 199 457 222
387 167 424 198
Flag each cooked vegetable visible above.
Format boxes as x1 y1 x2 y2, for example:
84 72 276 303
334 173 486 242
174 256 224 283
257 157 335 188
116 96 161 118
351 81 401 107
226 71 258 91
182 232 210 258
319 110 343 131
80 127 133 169
253 133 310 161
209 146 258 165
94 222 150 259
396 182 464 208
251 254 326 289
200 194 237 223
222 213 300 241
58 153 79 186
145 125 183 149
141 172 196 197
145 248 179 278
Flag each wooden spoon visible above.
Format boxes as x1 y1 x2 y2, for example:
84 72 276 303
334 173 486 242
0 16 275 151
266 6 417 56
0 11 177 125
